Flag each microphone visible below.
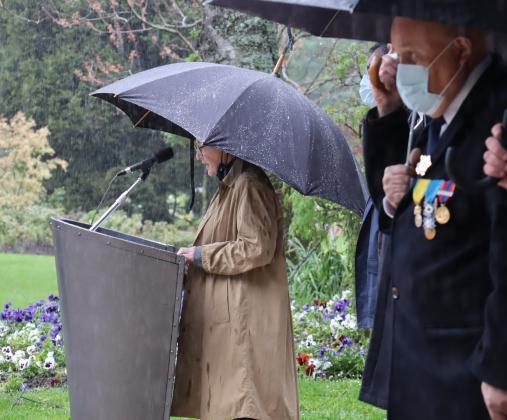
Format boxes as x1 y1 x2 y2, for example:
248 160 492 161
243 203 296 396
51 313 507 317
118 147 174 176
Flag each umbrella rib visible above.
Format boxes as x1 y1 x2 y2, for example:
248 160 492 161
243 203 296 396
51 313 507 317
134 110 151 127
319 11 340 37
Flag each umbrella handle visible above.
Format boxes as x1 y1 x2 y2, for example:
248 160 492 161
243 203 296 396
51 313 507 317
273 52 287 77
445 109 507 193
368 55 389 93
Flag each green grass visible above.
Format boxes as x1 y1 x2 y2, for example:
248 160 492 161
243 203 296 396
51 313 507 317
0 380 384 419
0 253 58 308
0 253 386 419
0 387 70 420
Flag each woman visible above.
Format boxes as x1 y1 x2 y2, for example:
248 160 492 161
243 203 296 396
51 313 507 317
172 141 300 420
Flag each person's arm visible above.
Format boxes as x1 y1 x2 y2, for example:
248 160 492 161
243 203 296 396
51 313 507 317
467 185 507 415
200 176 278 276
362 107 410 229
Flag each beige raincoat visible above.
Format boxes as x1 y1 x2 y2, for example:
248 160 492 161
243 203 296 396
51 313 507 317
171 160 299 420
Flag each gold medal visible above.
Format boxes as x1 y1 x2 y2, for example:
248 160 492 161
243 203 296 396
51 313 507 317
435 181 455 226
424 229 436 240
414 205 423 228
435 205 450 224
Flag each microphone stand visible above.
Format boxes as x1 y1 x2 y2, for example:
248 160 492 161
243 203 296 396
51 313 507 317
89 168 151 232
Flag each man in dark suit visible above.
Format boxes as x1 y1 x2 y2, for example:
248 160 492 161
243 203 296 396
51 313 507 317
359 16 507 420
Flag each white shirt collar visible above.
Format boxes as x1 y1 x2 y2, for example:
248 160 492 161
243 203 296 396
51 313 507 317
442 55 492 129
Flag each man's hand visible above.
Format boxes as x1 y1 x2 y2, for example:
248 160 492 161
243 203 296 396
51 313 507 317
372 51 403 117
482 382 507 420
383 148 421 211
177 247 196 265
484 123 507 189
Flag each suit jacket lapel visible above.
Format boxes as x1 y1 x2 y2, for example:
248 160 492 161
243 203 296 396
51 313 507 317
394 57 499 215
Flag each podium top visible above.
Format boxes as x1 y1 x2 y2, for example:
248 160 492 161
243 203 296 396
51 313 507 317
51 217 181 264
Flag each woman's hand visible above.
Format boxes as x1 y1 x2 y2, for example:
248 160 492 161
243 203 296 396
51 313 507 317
178 247 196 265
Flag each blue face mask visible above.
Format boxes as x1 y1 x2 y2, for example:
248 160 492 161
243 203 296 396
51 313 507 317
396 40 463 115
359 73 376 108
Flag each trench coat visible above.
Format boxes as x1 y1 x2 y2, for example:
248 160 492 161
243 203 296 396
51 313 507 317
359 55 507 419
171 160 300 420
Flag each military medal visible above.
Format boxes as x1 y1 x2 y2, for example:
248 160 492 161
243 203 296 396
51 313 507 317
412 179 430 228
422 180 443 240
435 181 456 225
416 155 432 176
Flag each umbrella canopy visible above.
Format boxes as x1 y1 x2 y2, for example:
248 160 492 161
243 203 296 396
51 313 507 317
91 62 366 215
208 0 507 55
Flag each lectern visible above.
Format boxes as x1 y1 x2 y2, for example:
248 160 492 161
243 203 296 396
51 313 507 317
52 218 185 420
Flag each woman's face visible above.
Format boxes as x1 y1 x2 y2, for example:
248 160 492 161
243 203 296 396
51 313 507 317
195 143 223 176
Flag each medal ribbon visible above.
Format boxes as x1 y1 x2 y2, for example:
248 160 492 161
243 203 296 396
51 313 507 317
424 179 444 203
437 180 456 205
413 179 431 205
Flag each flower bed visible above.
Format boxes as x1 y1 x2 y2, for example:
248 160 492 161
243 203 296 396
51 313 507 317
1 291 369 390
293 291 369 379
0 296 66 391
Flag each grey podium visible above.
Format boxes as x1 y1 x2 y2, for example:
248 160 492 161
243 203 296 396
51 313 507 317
51 218 185 420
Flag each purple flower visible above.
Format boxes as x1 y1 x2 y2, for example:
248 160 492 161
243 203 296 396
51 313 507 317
342 337 353 347
319 346 329 358
333 299 351 316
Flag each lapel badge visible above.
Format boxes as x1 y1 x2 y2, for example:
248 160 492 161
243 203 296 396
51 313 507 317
415 155 432 176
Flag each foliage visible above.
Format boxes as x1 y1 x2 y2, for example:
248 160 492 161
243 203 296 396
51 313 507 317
284 189 361 303
0 113 67 251
293 291 369 380
0 296 66 389
0 0 278 221
0 113 67 211
80 206 197 248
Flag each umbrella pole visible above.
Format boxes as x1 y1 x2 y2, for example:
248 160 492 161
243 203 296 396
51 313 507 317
405 112 417 164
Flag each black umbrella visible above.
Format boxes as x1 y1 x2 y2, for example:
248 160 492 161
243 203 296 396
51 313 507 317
208 0 507 54
91 62 367 215
209 0 507 190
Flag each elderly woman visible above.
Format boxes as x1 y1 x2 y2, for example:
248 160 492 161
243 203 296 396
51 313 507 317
172 141 300 420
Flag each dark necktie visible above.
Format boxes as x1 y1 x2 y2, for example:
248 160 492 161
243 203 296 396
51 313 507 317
427 117 445 155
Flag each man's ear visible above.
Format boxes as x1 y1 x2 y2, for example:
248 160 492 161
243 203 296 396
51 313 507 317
454 36 472 66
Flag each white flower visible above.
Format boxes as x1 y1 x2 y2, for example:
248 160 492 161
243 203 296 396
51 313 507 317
18 358 31 370
304 334 316 347
310 358 321 369
13 350 26 363
295 312 306 322
341 290 352 300
54 334 62 345
322 361 332 370
26 345 37 355
1 346 12 355
330 318 343 338
0 354 4 363
0 323 9 337
43 354 56 370
342 314 357 330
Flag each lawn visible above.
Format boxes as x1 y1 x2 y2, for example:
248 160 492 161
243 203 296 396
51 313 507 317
0 379 384 420
0 253 58 307
0 253 386 419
